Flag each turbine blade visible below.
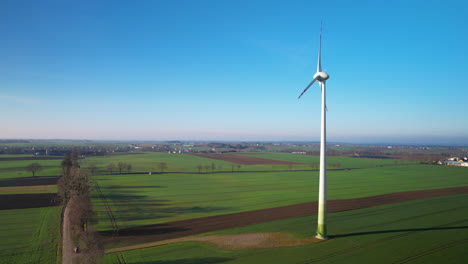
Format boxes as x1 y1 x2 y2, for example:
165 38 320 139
317 21 322 73
298 79 316 99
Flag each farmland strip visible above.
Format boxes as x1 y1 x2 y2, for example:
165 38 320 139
100 186 468 247
94 181 119 235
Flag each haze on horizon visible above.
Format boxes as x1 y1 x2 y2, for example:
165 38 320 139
1 0 467 145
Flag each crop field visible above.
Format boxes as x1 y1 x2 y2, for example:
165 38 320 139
0 154 63 264
82 153 236 173
1 151 466 263
104 193 468 263
82 152 419 175
0 206 62 264
0 155 62 180
92 163 467 232
239 152 417 167
84 152 468 263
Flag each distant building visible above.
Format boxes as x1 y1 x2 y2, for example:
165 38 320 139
444 160 468 167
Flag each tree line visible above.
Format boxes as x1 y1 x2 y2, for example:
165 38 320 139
57 152 102 263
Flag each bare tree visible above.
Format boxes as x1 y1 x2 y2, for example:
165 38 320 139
211 162 216 173
61 153 73 174
106 163 115 174
59 167 102 263
158 162 168 173
117 161 126 174
196 164 203 173
204 164 210 173
126 164 132 173
26 162 42 177
57 167 90 203
87 163 98 175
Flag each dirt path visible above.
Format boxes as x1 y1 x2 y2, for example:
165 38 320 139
100 186 468 248
62 202 74 264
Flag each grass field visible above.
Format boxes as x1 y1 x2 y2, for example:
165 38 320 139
0 155 62 180
2 151 465 263
0 154 62 263
83 153 236 173
0 206 62 264
82 152 420 174
240 152 418 167
104 193 468 263
92 163 468 231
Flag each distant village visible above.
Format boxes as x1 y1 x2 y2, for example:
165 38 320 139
1 140 467 168
440 157 468 167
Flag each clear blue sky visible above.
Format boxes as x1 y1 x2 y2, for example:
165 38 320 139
1 0 467 144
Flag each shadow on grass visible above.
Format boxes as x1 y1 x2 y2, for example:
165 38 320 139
111 205 235 222
131 257 233 264
330 226 468 238
101 223 190 237
94 187 235 224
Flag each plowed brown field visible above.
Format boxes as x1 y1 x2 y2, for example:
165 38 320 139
100 186 468 247
0 193 59 210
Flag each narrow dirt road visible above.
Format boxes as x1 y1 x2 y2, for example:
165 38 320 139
62 202 74 264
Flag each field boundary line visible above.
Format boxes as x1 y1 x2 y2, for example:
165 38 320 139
93 180 119 235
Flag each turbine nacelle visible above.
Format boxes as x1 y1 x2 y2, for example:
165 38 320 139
314 72 329 82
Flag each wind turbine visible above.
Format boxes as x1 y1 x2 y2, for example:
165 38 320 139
298 23 329 240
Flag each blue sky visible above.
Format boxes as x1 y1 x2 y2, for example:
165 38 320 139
1 0 467 144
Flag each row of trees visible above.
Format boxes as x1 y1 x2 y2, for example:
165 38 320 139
57 152 102 263
308 162 342 169
106 162 132 174
24 160 344 177
195 163 241 173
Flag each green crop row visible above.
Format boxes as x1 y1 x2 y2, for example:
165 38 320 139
0 206 62 264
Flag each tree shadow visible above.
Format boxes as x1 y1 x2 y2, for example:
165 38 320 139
111 205 235 222
93 186 235 225
330 226 468 239
101 223 190 236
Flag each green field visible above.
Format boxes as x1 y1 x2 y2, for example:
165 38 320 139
0 155 62 263
91 154 467 231
240 152 418 167
82 153 235 173
1 151 466 263
104 193 468 263
81 152 421 174
0 156 62 180
0 206 62 264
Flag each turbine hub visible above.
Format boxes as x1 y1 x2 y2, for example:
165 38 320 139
314 72 329 82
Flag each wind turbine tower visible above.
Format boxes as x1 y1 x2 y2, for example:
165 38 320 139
298 23 329 240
